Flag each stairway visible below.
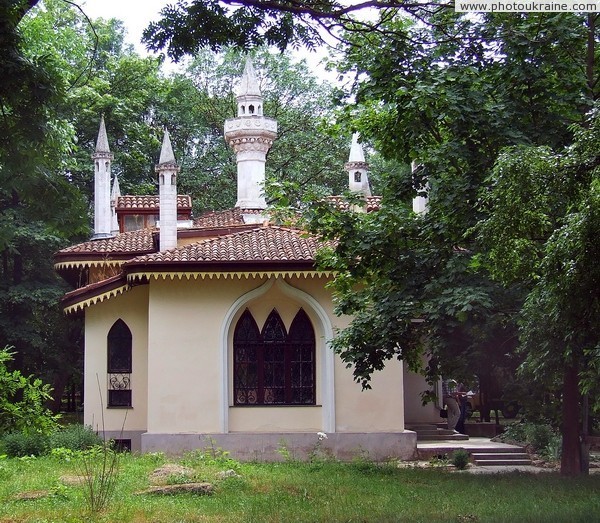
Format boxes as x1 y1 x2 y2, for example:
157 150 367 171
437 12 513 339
471 448 532 466
407 423 469 442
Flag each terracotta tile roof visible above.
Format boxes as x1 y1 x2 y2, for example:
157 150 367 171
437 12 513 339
192 208 265 228
55 229 157 259
116 195 192 210
127 226 323 265
326 195 382 212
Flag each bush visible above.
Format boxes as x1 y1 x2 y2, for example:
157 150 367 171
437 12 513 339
50 424 102 451
1 431 49 457
500 421 561 461
450 449 470 470
525 423 554 451
0 346 59 436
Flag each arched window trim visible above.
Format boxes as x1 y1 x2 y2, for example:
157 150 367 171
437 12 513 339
233 308 316 406
107 319 132 373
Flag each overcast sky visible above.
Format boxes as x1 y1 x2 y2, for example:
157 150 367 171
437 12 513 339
78 0 336 80
81 0 168 55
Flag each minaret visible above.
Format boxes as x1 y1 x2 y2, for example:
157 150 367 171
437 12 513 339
92 116 114 239
155 130 180 251
110 173 121 235
345 133 372 197
224 58 277 211
411 161 428 214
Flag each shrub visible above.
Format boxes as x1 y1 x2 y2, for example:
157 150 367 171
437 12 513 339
1 431 49 457
0 347 59 436
501 421 528 444
451 449 470 470
525 424 554 452
50 424 102 451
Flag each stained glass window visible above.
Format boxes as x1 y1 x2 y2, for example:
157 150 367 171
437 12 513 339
233 308 315 405
107 319 132 407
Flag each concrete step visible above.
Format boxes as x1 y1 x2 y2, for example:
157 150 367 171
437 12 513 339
472 452 530 461
406 424 440 431
417 429 456 436
471 449 532 466
417 433 469 441
474 458 532 466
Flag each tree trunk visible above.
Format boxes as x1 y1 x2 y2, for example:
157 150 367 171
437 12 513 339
49 371 70 414
561 362 584 476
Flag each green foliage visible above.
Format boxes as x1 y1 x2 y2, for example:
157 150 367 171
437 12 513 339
76 443 121 514
1 431 49 457
49 424 102 452
501 421 562 460
0 347 58 436
451 449 470 470
2 453 600 521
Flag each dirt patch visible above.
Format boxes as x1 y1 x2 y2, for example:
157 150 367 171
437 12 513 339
13 490 50 501
149 464 195 484
60 475 87 486
138 483 214 496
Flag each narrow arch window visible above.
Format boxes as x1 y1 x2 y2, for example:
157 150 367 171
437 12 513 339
249 104 255 114
354 171 362 182
107 319 132 407
288 309 316 404
233 308 316 405
233 310 260 405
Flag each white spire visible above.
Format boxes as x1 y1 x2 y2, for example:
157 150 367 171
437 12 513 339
95 115 110 153
348 133 366 163
158 129 176 165
345 133 371 198
92 116 114 239
235 58 264 117
237 58 262 97
156 129 180 251
110 174 121 235
111 173 121 200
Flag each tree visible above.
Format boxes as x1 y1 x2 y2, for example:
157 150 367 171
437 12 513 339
479 109 600 476
0 346 58 436
142 0 451 59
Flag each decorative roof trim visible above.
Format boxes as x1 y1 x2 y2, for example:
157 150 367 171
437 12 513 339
61 274 130 314
55 259 126 270
63 284 130 314
127 270 333 283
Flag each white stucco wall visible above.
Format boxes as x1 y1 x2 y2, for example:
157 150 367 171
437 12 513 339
84 286 149 433
403 365 440 424
84 273 406 440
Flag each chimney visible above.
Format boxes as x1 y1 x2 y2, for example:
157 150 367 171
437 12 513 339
92 116 114 239
345 133 372 198
110 173 121 235
155 130 180 251
411 161 428 214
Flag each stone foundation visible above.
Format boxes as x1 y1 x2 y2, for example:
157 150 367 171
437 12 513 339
140 431 417 461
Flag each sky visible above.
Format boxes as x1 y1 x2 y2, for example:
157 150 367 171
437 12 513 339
80 0 172 56
78 0 336 80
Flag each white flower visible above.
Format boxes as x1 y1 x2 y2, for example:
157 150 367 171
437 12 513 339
317 431 328 441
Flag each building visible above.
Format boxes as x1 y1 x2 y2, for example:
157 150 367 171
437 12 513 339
55 60 437 459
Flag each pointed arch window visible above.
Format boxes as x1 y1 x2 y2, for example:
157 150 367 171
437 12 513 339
107 319 132 407
233 309 315 405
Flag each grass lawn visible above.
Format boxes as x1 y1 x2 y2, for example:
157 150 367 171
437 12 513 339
1 451 600 522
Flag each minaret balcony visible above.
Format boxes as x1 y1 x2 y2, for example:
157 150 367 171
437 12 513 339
224 116 278 135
